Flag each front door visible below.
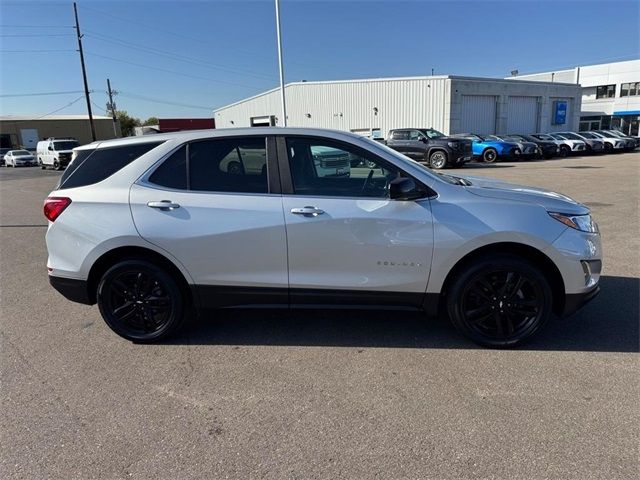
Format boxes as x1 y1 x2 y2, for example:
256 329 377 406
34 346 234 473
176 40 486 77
130 136 288 308
278 136 434 307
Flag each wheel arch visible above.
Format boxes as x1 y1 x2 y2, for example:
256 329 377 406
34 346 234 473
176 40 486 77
437 242 566 316
86 246 197 309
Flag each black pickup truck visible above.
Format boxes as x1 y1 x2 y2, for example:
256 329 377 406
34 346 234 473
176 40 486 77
385 128 473 169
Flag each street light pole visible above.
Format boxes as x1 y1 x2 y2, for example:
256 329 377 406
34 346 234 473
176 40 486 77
274 0 287 126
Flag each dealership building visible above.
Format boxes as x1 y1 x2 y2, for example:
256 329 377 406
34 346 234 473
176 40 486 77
213 75 582 137
512 59 640 136
0 115 119 150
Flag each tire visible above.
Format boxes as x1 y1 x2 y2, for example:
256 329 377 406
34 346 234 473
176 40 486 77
603 143 613 153
53 160 61 171
446 255 552 348
559 145 570 157
429 150 448 169
482 148 498 163
97 260 186 343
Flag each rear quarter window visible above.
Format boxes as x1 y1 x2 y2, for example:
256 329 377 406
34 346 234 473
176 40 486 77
58 141 164 189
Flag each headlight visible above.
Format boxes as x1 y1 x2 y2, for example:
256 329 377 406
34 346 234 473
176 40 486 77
549 212 599 233
447 142 457 148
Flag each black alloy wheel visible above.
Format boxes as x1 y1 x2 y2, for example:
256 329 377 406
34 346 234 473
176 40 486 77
447 256 552 347
429 150 448 169
97 260 185 342
482 148 498 163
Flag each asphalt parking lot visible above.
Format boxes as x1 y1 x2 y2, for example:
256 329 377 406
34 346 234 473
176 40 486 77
1 153 638 479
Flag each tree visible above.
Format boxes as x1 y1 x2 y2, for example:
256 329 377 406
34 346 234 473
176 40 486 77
143 117 159 126
116 110 141 136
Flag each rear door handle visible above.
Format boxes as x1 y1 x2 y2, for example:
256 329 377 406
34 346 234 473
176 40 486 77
147 200 180 211
290 206 324 217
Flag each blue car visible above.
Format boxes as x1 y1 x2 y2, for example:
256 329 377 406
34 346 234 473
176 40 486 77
450 133 522 163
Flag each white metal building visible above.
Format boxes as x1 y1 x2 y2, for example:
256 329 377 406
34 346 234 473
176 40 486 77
213 75 582 137
511 59 640 135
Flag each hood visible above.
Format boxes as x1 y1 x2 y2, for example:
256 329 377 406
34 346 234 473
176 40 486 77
459 175 589 215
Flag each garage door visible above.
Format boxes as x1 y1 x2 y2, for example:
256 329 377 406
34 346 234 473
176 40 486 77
506 96 538 134
460 95 496 134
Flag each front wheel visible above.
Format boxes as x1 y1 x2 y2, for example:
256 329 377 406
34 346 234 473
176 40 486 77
559 145 570 157
429 150 448 169
53 160 61 171
97 260 186 342
446 255 552 347
482 148 498 163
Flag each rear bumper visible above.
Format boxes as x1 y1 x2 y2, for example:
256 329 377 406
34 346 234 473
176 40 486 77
562 285 600 317
49 275 94 305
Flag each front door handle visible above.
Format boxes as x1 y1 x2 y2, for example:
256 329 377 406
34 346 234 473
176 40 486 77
290 206 324 217
147 200 180 211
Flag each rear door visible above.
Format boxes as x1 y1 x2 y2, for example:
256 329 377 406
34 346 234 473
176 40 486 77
277 135 433 307
130 135 289 308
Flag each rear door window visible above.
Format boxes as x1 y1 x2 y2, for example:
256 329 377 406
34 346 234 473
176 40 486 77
58 141 164 189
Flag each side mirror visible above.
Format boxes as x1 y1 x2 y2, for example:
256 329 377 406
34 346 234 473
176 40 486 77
389 177 426 201
419 137 428 143
48 146 53 151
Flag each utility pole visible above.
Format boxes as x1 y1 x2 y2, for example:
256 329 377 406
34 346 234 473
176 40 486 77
274 0 287 126
106 78 119 137
73 2 96 141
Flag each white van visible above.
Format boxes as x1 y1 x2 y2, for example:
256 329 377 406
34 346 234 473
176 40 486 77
36 138 80 170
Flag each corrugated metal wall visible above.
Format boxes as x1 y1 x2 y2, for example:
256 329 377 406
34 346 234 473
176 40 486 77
214 77 451 136
506 96 538 133
459 95 496 134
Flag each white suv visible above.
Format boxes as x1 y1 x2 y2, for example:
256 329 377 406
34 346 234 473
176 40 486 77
45 128 602 347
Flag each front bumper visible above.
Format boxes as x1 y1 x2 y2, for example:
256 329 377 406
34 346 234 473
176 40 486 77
562 285 600 317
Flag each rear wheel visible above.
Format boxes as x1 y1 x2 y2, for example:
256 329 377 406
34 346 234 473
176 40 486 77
482 148 498 163
446 255 552 347
97 260 186 342
429 150 448 169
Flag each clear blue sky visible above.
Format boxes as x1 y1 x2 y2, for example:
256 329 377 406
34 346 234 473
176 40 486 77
1 0 638 120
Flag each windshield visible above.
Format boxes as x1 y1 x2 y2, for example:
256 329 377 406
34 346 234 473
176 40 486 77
560 132 581 140
13 150 31 155
53 141 79 151
419 129 445 139
597 131 616 138
536 134 554 141
578 132 594 139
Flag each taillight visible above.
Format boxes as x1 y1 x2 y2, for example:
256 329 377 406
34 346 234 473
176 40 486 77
44 197 71 222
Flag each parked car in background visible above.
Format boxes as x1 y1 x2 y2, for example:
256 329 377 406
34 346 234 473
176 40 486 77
36 137 80 170
590 131 630 152
507 134 559 159
485 135 540 160
44 128 602 347
4 149 37 167
450 133 521 163
556 132 605 154
385 128 473 169
546 133 587 156
603 130 640 148
531 134 576 157
0 148 10 166
594 130 637 151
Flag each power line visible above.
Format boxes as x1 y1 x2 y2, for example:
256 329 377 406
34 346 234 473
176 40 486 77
0 25 74 28
84 52 263 89
1 49 76 53
83 30 276 80
117 91 213 111
0 33 74 37
0 90 88 98
36 95 86 119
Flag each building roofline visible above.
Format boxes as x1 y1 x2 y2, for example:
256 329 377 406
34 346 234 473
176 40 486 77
213 74 579 113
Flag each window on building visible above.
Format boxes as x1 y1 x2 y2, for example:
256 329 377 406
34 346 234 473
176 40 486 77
596 85 616 99
621 82 639 97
